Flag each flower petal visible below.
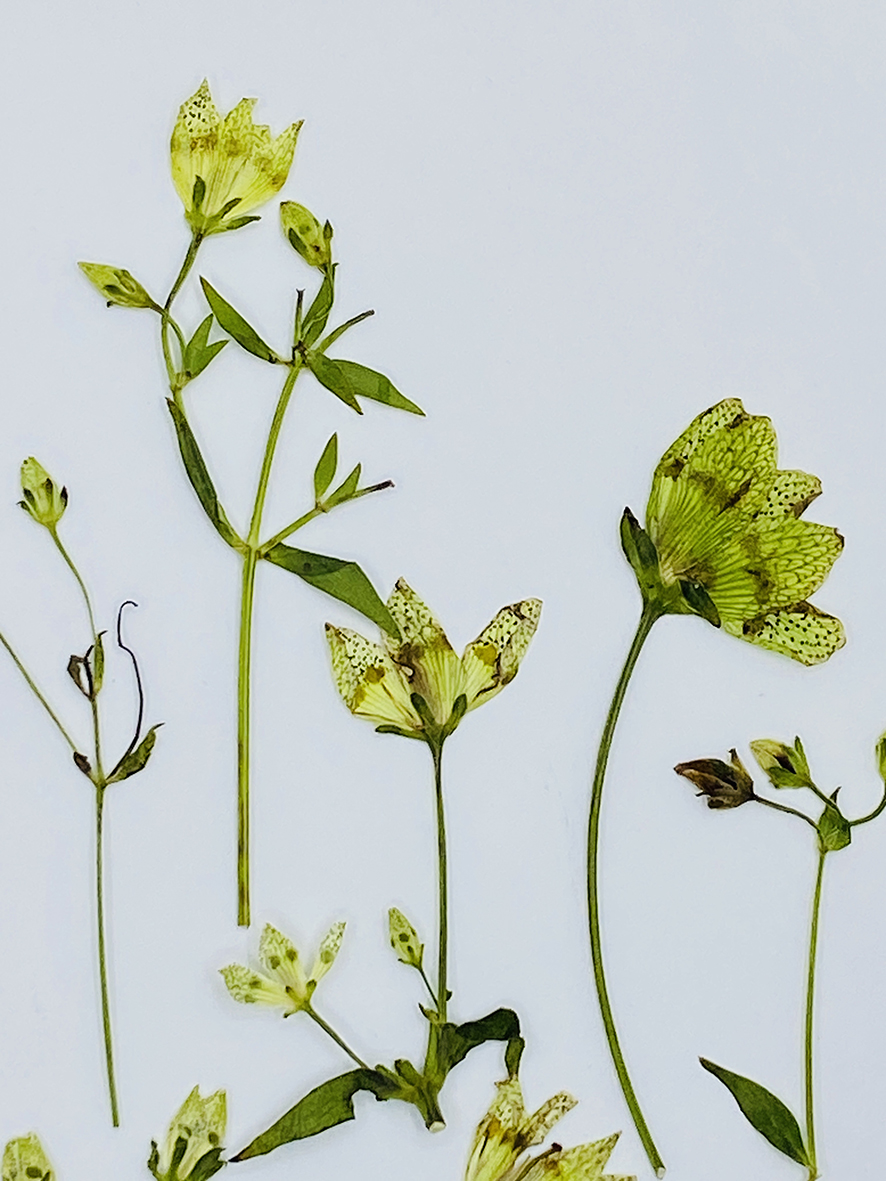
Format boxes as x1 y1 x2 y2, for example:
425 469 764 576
386 580 466 722
740 602 846 665
522 1092 578 1148
219 963 292 1010
2 1133 53 1181
309 921 346 984
326 624 421 729
520 1133 622 1180
462 598 542 710
757 470 822 519
259 924 308 998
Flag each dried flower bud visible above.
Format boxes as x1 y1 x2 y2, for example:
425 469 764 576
388 907 424 968
281 201 333 268
20 458 67 529
749 737 814 789
79 262 159 310
674 749 755 809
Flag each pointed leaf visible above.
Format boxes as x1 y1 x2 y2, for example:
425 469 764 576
200 278 277 362
92 632 105 695
325 463 361 508
307 352 362 413
232 1069 398 1161
166 400 243 550
263 542 397 636
301 268 335 347
107 723 162 784
680 578 722 627
818 804 851 852
183 314 228 379
327 360 424 415
313 434 338 500
700 1058 810 1166
434 1007 522 1081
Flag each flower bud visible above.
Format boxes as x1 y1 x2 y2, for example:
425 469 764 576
749 737 813 789
281 201 333 268
79 262 158 309
19 458 67 529
149 1086 226 1181
388 907 424 968
674 749 755 809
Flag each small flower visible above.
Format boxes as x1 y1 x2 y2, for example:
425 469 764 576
220 921 345 1016
280 201 333 268
149 1086 226 1181
326 580 542 740
749 736 815 789
465 1078 632 1181
19 458 67 529
78 262 159 310
2 1134 53 1181
388 906 424 968
674 749 756 809
641 399 844 665
171 80 302 236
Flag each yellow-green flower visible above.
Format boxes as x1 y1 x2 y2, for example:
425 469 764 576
19 458 67 529
220 921 345 1016
150 1086 226 1181
643 398 844 665
465 1078 633 1181
280 201 333 268
326 579 542 739
171 81 302 235
2 1134 53 1181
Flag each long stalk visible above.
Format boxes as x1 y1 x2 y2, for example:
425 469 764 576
587 600 664 1177
95 785 119 1125
237 360 303 926
305 1005 369 1069
804 848 826 1181
431 742 449 1022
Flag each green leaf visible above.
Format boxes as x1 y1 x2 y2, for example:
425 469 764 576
92 632 105 695
313 434 338 500
307 352 362 413
680 578 722 628
818 804 851 852
699 1058 810 1167
434 1007 522 1082
505 1035 525 1079
199 278 278 363
232 1069 397 1161
107 724 162 784
301 268 335 347
325 463 361 508
263 543 398 636
183 314 228 379
165 400 243 550
327 360 424 415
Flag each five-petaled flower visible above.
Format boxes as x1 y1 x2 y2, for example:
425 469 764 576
465 1076 634 1181
638 398 845 665
149 1085 226 1181
326 579 542 741
220 922 345 1017
171 80 302 236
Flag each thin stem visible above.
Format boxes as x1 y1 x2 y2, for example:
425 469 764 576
754 794 819 831
260 505 323 553
804 847 826 1180
246 362 302 545
161 234 203 399
0 629 77 751
418 964 440 1009
587 600 665 1178
431 742 449 1022
305 1005 369 1069
95 786 119 1125
849 784 886 828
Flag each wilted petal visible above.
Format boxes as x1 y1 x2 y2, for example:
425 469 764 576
521 1133 623 1180
462 598 542 710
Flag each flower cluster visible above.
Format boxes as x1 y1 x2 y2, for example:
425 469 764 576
220 921 345 1016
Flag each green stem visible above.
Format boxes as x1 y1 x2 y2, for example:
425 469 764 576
95 785 119 1125
305 1005 369 1070
587 600 665 1178
236 360 304 927
431 742 448 1022
754 794 819 831
259 505 323 553
804 848 826 1180
418 964 440 1009
161 234 203 400
849 785 886 828
0 629 77 751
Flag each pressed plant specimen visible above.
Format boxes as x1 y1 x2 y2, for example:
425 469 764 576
587 400 845 1174
80 81 423 925
675 735 886 1181
2 460 161 1125
215 581 542 1160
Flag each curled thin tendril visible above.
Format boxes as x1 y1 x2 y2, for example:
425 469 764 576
112 600 144 771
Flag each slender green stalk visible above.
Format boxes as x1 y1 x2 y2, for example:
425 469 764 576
431 742 449 1022
754 794 819 831
95 785 119 1125
305 1005 369 1070
804 848 826 1181
849 786 886 828
237 360 304 926
0 630 77 751
418 964 440 1009
587 600 665 1177
162 234 203 398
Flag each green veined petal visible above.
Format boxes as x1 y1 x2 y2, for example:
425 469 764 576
757 470 821 519
750 517 844 607
740 602 846 665
462 598 543 708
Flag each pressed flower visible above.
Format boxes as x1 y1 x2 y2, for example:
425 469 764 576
2 1134 53 1181
171 81 302 235
326 579 542 739
220 921 345 1016
643 398 845 666
150 1086 226 1181
465 1077 632 1181
281 201 333 268
674 748 756 809
77 263 159 310
19 458 67 529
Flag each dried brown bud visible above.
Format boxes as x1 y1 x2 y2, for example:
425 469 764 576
674 749 755 809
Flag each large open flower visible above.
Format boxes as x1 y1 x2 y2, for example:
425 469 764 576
465 1077 633 1181
171 81 302 235
644 398 844 665
326 579 542 739
220 921 345 1017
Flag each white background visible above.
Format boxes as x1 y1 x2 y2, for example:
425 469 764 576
0 3 884 1179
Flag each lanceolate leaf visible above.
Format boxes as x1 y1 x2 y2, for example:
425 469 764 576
699 1058 810 1167
313 433 338 500
263 543 398 636
329 360 424 415
166 400 243 550
199 278 278 363
301 268 335 347
434 1008 522 1080
183 314 228 379
307 352 362 413
107 724 162 784
232 1069 398 1161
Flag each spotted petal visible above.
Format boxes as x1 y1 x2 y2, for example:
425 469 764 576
462 598 542 710
308 921 346 984
326 624 421 730
259 923 308 998
521 1134 623 1180
741 603 846 666
2 1134 53 1181
219 962 292 1010
386 580 465 722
